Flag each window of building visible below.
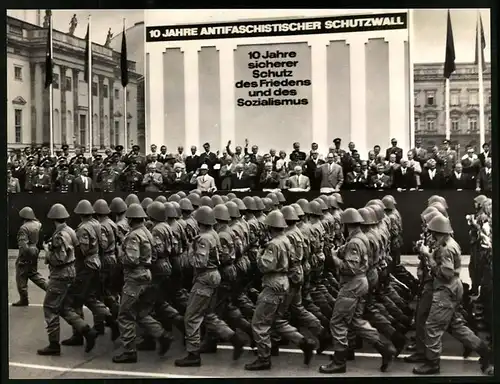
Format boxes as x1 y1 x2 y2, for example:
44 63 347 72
14 109 22 143
114 89 120 99
9 25 23 36
425 91 435 106
451 118 460 132
468 90 478 105
450 92 460 106
426 118 435 131
414 117 421 132
126 91 130 102
14 66 22 81
468 116 478 132
53 73 59 89
65 76 72 92
414 92 420 107
103 84 109 98
92 82 98 97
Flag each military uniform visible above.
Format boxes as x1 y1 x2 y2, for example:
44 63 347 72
121 167 143 192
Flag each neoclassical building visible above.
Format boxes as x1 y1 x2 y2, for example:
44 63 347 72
7 13 144 151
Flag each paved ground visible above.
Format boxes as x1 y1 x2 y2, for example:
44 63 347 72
8 254 484 379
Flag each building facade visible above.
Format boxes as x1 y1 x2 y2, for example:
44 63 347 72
414 62 492 153
7 15 142 151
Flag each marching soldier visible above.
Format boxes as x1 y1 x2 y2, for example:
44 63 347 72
12 207 47 306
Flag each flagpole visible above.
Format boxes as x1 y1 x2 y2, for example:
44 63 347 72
477 11 485 149
123 18 128 153
88 15 93 153
445 78 451 140
49 14 54 157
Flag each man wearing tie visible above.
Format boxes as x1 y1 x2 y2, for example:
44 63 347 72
447 163 472 190
369 164 392 189
476 158 492 192
232 163 254 190
411 138 428 167
166 162 188 190
393 160 417 190
73 167 93 192
286 165 310 191
420 159 445 189
142 163 163 192
258 162 280 190
316 153 344 193
191 164 217 193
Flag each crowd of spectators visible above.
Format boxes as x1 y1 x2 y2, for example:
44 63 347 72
7 137 492 194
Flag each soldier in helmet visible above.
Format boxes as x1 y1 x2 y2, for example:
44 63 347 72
112 203 173 363
175 206 245 367
38 204 98 356
381 196 402 268
319 208 396 374
412 215 493 375
61 200 116 347
12 207 47 306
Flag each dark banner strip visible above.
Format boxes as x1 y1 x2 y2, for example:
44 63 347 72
146 12 408 42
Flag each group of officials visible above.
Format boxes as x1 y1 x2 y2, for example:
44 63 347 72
13 190 493 375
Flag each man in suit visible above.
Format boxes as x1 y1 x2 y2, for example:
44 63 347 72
73 167 93 192
420 158 445 189
411 138 428 167
191 164 217 192
147 153 164 173
286 165 310 191
345 163 368 189
244 139 263 164
259 162 280 190
87 147 100 165
226 140 245 165
288 142 307 169
231 163 254 190
157 145 170 164
392 159 417 190
304 150 322 190
476 158 492 192
166 162 189 190
142 163 164 192
31 166 52 193
447 163 472 190
146 144 159 162
385 138 403 164
185 146 200 175
369 163 392 189
316 152 343 193
174 146 187 164
478 142 491 168
198 142 218 172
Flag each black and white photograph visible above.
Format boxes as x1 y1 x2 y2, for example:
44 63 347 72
6 8 494 379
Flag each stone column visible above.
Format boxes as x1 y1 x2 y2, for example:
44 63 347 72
42 62 50 144
98 74 105 148
60 65 67 144
217 41 236 151
182 42 200 150
72 68 80 147
309 37 329 151
109 78 115 146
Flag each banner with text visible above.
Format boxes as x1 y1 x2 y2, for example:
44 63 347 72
234 43 312 152
146 12 408 42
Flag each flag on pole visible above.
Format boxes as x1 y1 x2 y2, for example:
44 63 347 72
120 25 129 87
44 14 53 88
83 24 90 82
474 13 486 71
443 10 456 79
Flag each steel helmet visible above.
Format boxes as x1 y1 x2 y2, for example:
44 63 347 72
47 203 70 220
242 196 257 211
319 195 330 206
125 193 140 206
364 206 380 223
187 193 201 207
281 205 300 221
164 202 179 219
190 189 202 195
213 204 231 221
358 207 377 225
74 199 95 215
291 203 305 217
315 198 329 211
126 203 148 219
194 206 217 226
309 201 323 216
341 208 365 225
266 193 280 206
19 207 36 220
221 195 229 203
254 196 266 211
474 195 487 205
141 197 153 210
232 198 247 211
226 192 237 200
171 201 182 217
155 195 167 203
369 204 385 222
430 202 448 217
423 210 443 224
261 198 273 213
427 215 453 234
381 196 396 210
147 201 166 222
327 195 340 209
421 206 439 217
177 191 187 198
168 194 181 203
199 196 214 208
211 194 224 206
110 197 127 214
93 199 111 215
332 193 344 204
225 201 241 218
179 198 194 212
264 210 288 229
276 191 286 203
383 195 397 205
296 198 312 215
428 195 448 209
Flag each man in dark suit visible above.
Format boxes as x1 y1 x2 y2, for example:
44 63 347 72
420 159 445 189
369 163 392 189
87 147 100 165
392 159 417 190
478 142 491 168
231 163 254 190
447 163 472 190
316 152 344 192
166 162 189 190
476 158 492 192
198 142 218 172
73 167 93 192
345 163 368 189
185 146 200 175
385 138 403 164
304 150 323 190
289 142 307 168
411 138 428 167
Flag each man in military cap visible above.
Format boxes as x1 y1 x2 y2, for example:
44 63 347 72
12 207 47 306
114 145 125 161
123 144 144 168
331 138 346 159
61 144 70 158
438 139 457 177
89 154 105 185
54 164 75 193
120 162 143 192
37 146 53 166
97 159 120 192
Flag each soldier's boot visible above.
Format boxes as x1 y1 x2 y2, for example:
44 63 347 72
244 357 272 371
390 332 407 357
12 297 29 307
137 336 157 351
93 322 105 335
373 340 396 372
412 359 440 375
174 352 202 367
230 333 246 361
158 332 174 356
299 337 316 365
346 349 356 361
319 351 347 374
199 336 218 354
82 326 98 353
271 343 280 356
477 342 493 373
404 352 427 363
37 342 61 356
112 351 138 364
61 332 84 346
